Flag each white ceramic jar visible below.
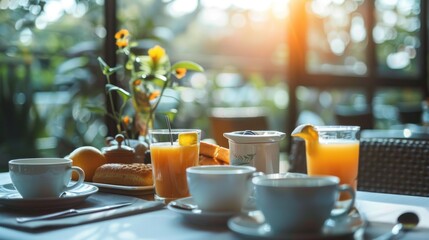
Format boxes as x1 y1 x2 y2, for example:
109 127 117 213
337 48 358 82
223 130 286 173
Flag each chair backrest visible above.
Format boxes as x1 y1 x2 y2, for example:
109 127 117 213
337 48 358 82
288 138 307 174
288 137 429 196
209 107 269 148
358 138 429 196
334 105 374 130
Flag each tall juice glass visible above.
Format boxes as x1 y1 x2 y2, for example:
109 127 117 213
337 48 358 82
292 125 360 201
149 129 200 203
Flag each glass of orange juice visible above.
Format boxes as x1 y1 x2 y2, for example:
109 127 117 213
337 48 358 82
309 126 359 200
149 129 201 203
292 125 360 201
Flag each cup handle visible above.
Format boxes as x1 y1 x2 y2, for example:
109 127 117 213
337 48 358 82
330 184 355 218
251 171 264 179
64 166 85 192
248 172 264 196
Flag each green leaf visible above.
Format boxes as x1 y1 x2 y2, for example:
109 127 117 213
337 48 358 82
150 74 169 89
97 57 110 75
97 57 108 68
153 74 168 82
171 61 204 72
105 84 131 102
154 110 178 128
109 66 123 74
98 57 122 75
163 109 178 121
85 105 107 115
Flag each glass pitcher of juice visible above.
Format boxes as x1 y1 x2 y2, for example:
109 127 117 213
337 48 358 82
292 125 360 200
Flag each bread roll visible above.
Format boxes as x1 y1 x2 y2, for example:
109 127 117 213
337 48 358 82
198 141 230 166
93 163 153 186
215 147 230 164
200 141 219 158
199 155 220 165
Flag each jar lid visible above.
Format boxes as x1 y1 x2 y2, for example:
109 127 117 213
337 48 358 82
102 134 135 163
223 130 286 144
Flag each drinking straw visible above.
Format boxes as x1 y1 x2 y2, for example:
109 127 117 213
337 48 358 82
164 115 173 145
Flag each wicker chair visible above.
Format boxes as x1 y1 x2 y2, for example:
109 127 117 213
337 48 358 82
288 137 429 196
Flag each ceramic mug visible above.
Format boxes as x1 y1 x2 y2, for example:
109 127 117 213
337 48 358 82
252 174 355 234
186 165 262 212
9 158 85 199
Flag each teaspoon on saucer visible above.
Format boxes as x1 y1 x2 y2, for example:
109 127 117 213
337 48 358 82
169 201 198 211
374 211 419 240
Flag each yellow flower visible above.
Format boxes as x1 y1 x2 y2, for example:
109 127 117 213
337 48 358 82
133 79 142 86
174 68 187 79
148 45 165 63
149 90 161 101
115 29 129 39
116 39 128 48
122 115 132 125
115 29 129 48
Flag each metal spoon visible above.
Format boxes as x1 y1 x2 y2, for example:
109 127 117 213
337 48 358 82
375 211 419 240
169 201 198 211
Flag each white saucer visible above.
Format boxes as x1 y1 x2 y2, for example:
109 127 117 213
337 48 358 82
167 197 255 225
0 183 98 211
228 209 365 239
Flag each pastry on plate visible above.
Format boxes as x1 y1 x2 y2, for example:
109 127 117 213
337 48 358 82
93 163 153 186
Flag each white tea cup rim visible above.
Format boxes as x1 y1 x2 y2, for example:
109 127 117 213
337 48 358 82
9 158 72 165
253 175 340 187
187 165 256 174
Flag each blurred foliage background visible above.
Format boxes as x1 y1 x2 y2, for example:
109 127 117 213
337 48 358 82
0 0 426 172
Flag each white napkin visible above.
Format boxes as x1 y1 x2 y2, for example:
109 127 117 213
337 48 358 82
0 192 164 231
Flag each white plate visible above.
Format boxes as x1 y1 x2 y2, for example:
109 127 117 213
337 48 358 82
167 197 256 225
0 183 98 211
228 209 365 239
88 182 154 196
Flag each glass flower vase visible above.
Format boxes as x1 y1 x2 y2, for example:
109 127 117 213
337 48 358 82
136 110 154 144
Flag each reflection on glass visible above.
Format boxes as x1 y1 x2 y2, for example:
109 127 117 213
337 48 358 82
375 0 420 77
306 0 368 76
306 0 421 77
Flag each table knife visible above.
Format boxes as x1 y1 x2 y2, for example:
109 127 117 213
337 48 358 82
16 202 132 223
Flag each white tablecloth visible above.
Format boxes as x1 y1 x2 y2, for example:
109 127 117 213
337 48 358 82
0 172 428 240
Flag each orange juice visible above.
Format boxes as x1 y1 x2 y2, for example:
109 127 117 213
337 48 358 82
151 142 199 200
306 139 359 200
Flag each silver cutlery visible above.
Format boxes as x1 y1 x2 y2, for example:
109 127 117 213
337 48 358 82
374 211 419 240
169 201 198 211
16 202 132 223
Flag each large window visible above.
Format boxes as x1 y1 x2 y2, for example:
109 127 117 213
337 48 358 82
287 0 427 138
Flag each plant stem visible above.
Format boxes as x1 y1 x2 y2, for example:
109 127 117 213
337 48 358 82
105 74 122 135
165 115 173 145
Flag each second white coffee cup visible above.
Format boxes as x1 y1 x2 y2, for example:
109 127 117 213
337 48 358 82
186 165 260 212
252 174 355 234
9 158 85 199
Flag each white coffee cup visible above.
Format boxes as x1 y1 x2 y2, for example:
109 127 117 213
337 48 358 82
186 165 261 212
9 158 85 199
252 174 355 234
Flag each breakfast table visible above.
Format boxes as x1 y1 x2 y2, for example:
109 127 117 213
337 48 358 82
0 172 428 240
